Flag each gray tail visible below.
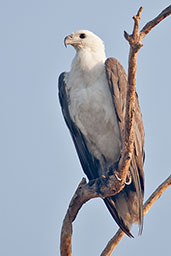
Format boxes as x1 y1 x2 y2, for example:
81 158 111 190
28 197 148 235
104 183 143 238
104 197 134 238
104 155 144 237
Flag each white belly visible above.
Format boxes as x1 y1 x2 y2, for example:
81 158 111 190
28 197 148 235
67 71 121 167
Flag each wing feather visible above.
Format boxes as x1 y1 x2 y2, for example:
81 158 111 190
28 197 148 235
58 72 101 180
105 58 145 233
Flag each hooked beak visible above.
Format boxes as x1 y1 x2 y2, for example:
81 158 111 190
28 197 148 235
64 34 73 47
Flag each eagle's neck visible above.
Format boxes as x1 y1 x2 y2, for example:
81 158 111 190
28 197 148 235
70 49 106 84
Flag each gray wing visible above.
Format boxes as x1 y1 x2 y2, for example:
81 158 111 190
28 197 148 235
105 58 145 235
58 72 101 180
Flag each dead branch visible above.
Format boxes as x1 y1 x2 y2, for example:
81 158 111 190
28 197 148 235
140 5 171 40
60 6 171 256
101 175 171 256
118 7 143 176
143 175 171 215
60 174 171 256
119 4 171 175
60 176 125 256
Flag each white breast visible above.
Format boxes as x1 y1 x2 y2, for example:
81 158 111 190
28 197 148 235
65 51 121 169
65 46 121 168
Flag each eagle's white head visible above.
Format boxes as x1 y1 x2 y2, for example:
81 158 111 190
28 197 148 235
64 30 105 52
64 30 106 71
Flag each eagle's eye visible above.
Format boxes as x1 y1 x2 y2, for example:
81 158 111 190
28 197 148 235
79 33 86 39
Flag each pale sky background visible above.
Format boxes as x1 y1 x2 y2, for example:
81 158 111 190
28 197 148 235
0 1 171 256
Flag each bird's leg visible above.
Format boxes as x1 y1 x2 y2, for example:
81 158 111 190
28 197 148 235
88 175 109 198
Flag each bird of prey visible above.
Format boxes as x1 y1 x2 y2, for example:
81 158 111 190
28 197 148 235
58 30 145 237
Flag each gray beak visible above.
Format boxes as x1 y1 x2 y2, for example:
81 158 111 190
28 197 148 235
64 34 73 47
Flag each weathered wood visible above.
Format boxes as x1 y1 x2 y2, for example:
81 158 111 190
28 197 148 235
140 5 171 40
118 7 143 177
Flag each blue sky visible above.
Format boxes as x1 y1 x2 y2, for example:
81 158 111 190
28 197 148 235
0 1 171 255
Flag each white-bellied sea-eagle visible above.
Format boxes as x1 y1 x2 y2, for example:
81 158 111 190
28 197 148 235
58 30 145 237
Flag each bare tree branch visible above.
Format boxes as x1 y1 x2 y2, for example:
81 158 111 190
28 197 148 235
101 175 171 256
101 229 125 256
143 175 171 215
60 6 171 256
140 5 171 40
60 176 125 256
119 4 171 175
118 7 143 176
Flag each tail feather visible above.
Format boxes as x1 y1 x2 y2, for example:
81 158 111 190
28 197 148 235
104 197 134 238
104 179 144 238
129 156 144 234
